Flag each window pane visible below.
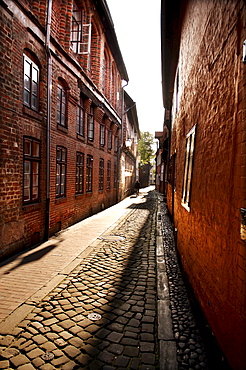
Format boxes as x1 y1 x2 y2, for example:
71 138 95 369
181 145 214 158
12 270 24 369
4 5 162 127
56 110 61 125
24 173 30 187
24 187 30 201
32 186 38 200
61 150 66 162
57 149 61 162
33 161 39 174
24 75 31 91
24 141 31 156
61 112 66 126
32 67 38 83
32 142 40 157
32 80 38 96
32 173 39 187
24 89 30 105
24 60 31 77
32 94 38 110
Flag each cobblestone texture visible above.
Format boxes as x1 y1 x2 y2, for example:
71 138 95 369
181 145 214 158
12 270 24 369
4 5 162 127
0 192 159 369
0 191 211 369
160 201 209 370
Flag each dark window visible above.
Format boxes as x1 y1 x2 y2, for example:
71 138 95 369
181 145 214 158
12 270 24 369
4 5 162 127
23 54 39 111
108 130 112 150
88 106 94 142
100 123 105 147
76 152 84 194
23 137 40 203
77 95 85 136
57 84 66 127
86 155 93 192
107 160 111 189
56 147 66 197
114 162 117 189
99 158 104 191
114 135 119 153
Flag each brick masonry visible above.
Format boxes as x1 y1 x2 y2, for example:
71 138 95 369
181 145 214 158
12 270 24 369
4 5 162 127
165 1 246 369
0 0 132 259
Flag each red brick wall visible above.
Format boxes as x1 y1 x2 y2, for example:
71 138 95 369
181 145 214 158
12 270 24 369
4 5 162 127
0 0 124 258
0 3 47 257
167 1 246 368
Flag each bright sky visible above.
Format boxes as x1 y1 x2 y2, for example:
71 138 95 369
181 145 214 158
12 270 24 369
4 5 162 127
106 0 164 136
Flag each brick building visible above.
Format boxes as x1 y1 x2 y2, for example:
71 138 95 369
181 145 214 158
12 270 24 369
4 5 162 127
0 0 139 259
160 0 246 368
120 90 140 198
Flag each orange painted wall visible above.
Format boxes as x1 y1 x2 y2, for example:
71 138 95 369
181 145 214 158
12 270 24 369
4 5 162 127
167 1 246 368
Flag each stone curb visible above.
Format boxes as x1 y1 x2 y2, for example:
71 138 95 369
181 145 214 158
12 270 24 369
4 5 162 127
156 195 178 370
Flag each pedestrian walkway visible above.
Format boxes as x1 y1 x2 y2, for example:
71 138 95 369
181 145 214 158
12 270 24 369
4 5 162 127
0 187 154 326
0 188 210 369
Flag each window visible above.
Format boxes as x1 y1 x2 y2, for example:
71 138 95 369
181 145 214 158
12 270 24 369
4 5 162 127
77 95 85 136
88 105 94 141
107 160 111 189
56 147 66 197
70 2 91 56
71 2 83 54
100 123 105 147
57 84 66 127
108 130 112 150
76 152 84 194
86 155 93 192
114 135 119 153
99 158 104 191
23 54 39 111
182 125 196 211
114 162 117 189
23 137 40 203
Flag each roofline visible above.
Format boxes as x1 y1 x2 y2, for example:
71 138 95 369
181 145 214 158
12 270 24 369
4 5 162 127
124 90 140 137
161 0 184 109
93 0 129 82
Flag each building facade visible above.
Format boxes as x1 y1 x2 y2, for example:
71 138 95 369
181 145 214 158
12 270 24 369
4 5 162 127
161 0 246 369
0 0 135 259
120 91 140 199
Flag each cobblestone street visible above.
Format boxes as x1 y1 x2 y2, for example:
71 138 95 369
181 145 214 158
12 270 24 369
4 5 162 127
0 190 211 369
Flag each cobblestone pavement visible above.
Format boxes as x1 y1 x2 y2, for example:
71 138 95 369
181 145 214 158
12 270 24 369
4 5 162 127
159 202 209 370
0 190 212 370
0 191 160 369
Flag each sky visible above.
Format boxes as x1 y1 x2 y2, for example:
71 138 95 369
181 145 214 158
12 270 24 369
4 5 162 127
106 0 164 136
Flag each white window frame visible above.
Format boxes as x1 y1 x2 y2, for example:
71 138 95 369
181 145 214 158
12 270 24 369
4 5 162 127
181 124 197 212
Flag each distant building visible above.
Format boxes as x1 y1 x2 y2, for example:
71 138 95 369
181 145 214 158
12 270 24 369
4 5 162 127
119 91 140 198
161 0 246 369
0 0 139 259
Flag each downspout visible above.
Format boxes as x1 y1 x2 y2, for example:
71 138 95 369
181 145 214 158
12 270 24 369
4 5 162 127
116 80 128 202
44 0 52 240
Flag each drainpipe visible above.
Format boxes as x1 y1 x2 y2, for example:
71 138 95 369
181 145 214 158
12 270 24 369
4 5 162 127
44 0 52 241
116 80 128 203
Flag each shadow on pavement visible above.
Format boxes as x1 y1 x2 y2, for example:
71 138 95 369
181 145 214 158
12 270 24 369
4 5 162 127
0 244 57 274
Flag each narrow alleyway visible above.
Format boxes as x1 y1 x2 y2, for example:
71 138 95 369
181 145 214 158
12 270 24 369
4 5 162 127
0 189 212 369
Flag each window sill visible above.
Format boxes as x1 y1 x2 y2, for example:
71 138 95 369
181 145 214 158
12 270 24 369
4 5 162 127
75 192 84 198
22 201 42 213
77 134 85 141
55 196 67 204
181 202 190 212
23 106 43 121
57 125 68 134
